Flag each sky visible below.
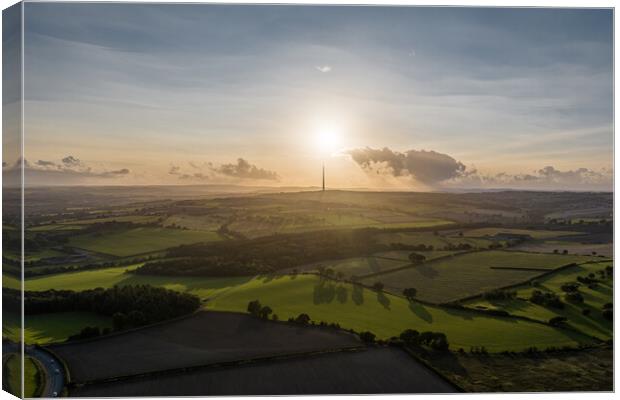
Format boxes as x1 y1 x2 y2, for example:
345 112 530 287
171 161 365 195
3 4 614 190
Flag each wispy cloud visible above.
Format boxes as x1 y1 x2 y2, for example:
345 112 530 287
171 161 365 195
168 159 279 182
315 65 332 73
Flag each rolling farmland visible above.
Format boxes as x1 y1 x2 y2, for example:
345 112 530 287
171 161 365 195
359 251 596 303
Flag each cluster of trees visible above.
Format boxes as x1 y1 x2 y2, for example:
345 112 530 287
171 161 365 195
288 313 311 325
68 326 109 341
247 300 275 320
402 288 417 301
399 329 449 351
443 243 473 251
482 290 517 301
316 266 345 281
136 229 387 276
5 285 200 331
408 252 426 264
389 243 434 251
529 290 563 309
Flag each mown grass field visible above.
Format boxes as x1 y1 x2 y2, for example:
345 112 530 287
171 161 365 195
466 261 613 340
3 311 112 344
513 241 612 257
360 251 595 303
51 312 361 383
70 347 457 396
461 228 582 239
68 227 223 256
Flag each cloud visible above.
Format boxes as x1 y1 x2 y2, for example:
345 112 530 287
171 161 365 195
348 147 466 184
315 65 332 73
2 155 131 186
105 168 130 176
213 158 279 180
170 158 279 182
451 165 612 190
36 160 57 167
168 165 181 175
62 155 81 166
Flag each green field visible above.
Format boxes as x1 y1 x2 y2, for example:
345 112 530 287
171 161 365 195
68 227 223 256
5 248 69 262
3 273 21 290
360 251 595 303
3 355 42 397
23 265 250 301
467 261 613 340
4 312 113 344
462 228 582 239
228 210 451 238
62 215 160 225
375 231 494 249
204 274 593 352
18 265 596 351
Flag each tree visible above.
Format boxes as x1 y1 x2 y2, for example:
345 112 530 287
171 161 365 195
259 305 273 319
565 292 584 303
359 331 376 343
112 312 128 331
402 288 417 301
399 329 419 345
562 250 568 255
372 282 384 292
247 300 262 317
295 313 311 325
408 252 426 264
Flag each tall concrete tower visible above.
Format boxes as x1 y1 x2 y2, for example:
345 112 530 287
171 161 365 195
322 162 325 191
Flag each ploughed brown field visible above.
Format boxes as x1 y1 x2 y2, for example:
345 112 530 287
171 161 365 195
51 311 361 383
69 347 459 396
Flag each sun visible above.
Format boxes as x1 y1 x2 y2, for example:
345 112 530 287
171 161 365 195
315 122 342 155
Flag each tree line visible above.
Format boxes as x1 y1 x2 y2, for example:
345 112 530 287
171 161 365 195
135 228 389 276
4 285 201 334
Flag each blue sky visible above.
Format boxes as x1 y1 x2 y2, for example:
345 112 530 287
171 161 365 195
13 4 613 189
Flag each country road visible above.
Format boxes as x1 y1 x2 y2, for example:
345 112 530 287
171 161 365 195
3 341 65 397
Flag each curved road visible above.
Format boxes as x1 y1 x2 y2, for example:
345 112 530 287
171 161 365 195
3 341 65 397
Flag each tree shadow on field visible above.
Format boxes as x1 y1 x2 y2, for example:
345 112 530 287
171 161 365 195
377 291 391 310
336 285 348 304
352 284 364 305
313 281 336 304
409 302 433 323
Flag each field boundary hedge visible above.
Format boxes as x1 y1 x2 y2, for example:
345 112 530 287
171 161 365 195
453 259 612 304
